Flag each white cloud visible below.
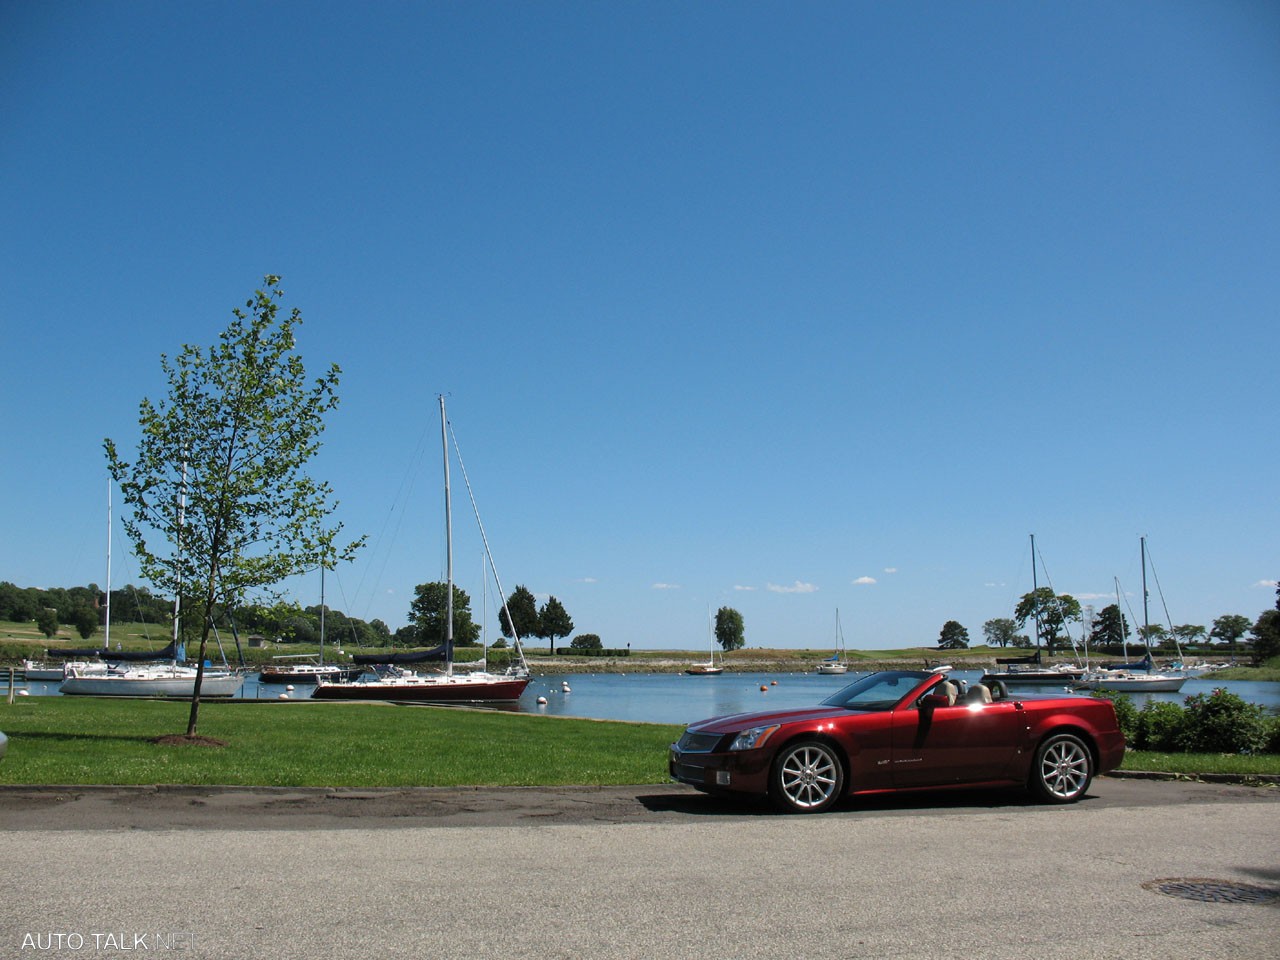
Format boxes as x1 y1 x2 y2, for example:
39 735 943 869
733 584 756 592
1256 580 1279 588
652 583 681 590
576 577 598 584
767 581 818 594
883 567 897 574
983 582 1005 588
853 576 877 585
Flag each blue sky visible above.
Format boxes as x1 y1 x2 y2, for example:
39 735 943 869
2 2 1276 650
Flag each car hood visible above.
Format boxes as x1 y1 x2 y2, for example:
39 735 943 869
686 705 853 734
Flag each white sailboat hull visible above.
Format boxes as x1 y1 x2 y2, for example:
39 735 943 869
61 666 245 698
1073 672 1187 693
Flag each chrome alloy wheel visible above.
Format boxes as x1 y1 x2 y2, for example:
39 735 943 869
772 741 844 813
1033 733 1093 803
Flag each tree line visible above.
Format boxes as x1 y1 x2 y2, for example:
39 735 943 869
0 580 172 640
936 584 1280 665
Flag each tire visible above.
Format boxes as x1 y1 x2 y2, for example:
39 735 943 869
770 740 845 814
1030 733 1093 804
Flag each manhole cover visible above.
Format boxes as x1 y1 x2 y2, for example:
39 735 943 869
1142 878 1280 905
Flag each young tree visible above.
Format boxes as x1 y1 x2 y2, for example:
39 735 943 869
938 620 969 649
105 277 363 737
539 596 573 655
714 606 745 651
982 617 1018 648
408 582 480 646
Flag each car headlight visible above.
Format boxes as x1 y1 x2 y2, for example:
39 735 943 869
729 724 781 751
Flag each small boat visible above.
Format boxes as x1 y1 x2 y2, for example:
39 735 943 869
815 609 849 675
686 612 724 675
20 659 72 681
259 568 358 684
313 397 531 704
685 660 723 676
258 658 354 684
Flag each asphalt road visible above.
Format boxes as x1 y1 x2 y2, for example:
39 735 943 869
1 778 1277 960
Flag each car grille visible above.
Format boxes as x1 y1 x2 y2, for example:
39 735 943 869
675 730 724 754
671 762 707 785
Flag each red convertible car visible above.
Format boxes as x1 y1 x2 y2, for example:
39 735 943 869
669 669 1126 813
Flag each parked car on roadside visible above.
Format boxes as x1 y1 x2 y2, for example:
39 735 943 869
670 669 1125 813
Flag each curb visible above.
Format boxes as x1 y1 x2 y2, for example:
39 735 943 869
1105 770 1280 785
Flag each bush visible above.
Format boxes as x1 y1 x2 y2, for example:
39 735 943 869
1178 688 1270 754
1267 716 1280 755
1136 701 1185 751
1092 691 1138 745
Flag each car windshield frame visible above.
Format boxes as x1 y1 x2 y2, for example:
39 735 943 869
820 670 933 712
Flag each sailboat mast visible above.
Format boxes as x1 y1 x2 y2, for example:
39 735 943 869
319 565 326 667
1140 535 1150 650
1030 533 1041 649
441 395 454 678
105 479 112 651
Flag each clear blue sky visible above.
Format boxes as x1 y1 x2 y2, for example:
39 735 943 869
2 2 1276 650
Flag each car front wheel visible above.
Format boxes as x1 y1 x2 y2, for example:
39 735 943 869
770 740 845 814
1030 733 1093 803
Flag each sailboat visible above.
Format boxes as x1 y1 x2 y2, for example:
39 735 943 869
815 609 849 674
312 397 531 703
61 472 245 698
1073 538 1187 693
980 535 1085 687
686 612 724 675
259 567 358 684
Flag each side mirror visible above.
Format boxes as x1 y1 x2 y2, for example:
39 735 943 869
920 693 950 709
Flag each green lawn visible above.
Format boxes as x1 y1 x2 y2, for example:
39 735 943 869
0 698 681 787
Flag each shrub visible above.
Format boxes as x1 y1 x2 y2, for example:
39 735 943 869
1136 700 1185 751
1092 691 1137 745
1178 688 1269 754
1267 716 1280 755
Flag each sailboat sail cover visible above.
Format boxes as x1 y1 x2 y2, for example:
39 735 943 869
1102 653 1153 671
353 641 452 665
48 641 183 662
995 649 1042 666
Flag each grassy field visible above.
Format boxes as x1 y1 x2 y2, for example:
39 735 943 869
1 696 1276 788
0 697 681 787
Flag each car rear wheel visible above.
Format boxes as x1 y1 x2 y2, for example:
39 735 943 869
770 740 845 814
1030 732 1093 803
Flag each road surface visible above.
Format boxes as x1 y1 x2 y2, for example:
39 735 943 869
1 777 1277 959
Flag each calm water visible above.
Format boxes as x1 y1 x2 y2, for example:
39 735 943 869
13 670 1280 726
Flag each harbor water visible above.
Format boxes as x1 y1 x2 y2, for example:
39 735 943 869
11 669 1280 727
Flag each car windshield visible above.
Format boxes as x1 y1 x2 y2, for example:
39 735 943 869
821 671 932 712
